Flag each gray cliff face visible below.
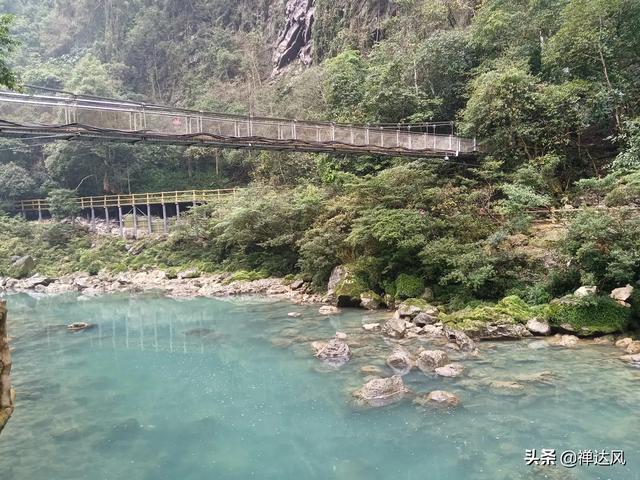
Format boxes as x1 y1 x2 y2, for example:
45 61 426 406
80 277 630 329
0 300 13 433
272 0 315 73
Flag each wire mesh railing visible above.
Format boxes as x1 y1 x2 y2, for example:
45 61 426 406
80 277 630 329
0 91 478 156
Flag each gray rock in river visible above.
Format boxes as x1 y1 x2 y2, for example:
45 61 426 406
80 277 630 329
314 338 351 366
416 350 449 373
386 347 413 375
381 316 411 339
526 318 551 336
414 390 460 408
435 363 465 378
443 326 477 353
352 375 409 407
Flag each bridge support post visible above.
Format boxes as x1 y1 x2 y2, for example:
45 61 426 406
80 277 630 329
175 203 180 220
90 207 95 231
37 200 42 222
118 206 124 237
162 203 168 234
104 207 109 225
132 206 138 239
147 203 152 234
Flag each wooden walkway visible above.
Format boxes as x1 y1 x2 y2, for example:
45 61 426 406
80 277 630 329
17 188 239 237
0 90 478 158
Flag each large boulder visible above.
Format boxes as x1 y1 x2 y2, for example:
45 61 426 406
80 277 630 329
442 326 477 353
413 311 439 327
352 375 409 407
397 299 438 319
482 323 532 340
574 286 597 297
22 274 54 290
548 334 579 348
314 338 351 366
625 341 640 355
386 347 413 375
416 350 449 373
381 316 411 339
611 285 634 304
414 390 460 408
526 318 551 336
326 265 368 307
360 291 383 310
10 255 35 279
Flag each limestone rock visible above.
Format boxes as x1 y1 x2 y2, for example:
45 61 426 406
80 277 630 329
414 390 460 407
318 305 340 315
413 311 438 327
416 350 449 373
574 286 597 297
526 318 551 336
397 300 438 319
352 375 409 407
290 279 304 290
625 341 640 355
362 323 380 332
272 0 314 73
548 334 579 348
435 363 465 378
489 380 526 394
615 337 633 349
288 312 302 318
177 268 200 279
442 326 477 353
335 331 348 340
314 338 351 366
482 323 532 340
620 353 640 366
381 316 411 339
11 255 35 278
611 285 633 304
386 347 413 375
360 291 382 310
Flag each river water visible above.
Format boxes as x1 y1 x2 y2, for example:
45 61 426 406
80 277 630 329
0 293 638 480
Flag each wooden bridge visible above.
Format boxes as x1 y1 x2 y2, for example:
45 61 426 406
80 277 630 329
0 90 478 158
17 188 239 237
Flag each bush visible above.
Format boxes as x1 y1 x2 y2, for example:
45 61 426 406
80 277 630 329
47 189 80 220
394 273 425 299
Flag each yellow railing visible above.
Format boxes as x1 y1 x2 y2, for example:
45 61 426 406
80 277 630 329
17 188 240 212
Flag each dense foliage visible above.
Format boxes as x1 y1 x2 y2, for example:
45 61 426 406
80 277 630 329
0 0 639 318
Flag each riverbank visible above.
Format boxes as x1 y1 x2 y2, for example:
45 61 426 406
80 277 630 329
0 269 323 304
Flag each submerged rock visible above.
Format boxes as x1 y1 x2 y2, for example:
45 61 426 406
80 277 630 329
318 305 341 315
416 350 449 373
287 312 302 318
386 347 413 375
362 323 380 332
526 318 551 336
515 371 555 385
488 380 526 395
620 353 640 366
435 363 465 378
625 341 640 355
414 390 460 408
67 322 96 332
548 334 579 348
352 375 409 407
314 338 351 366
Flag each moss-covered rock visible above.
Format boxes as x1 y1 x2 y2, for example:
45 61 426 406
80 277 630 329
327 265 369 307
440 296 535 337
360 290 383 310
394 274 425 299
541 295 631 336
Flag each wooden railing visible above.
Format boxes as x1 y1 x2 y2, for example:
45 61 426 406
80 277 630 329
16 188 240 213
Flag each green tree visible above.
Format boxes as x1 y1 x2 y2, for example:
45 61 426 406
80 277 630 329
0 14 16 88
47 188 80 220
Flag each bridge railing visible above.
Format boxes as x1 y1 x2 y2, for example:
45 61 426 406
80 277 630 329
0 91 478 155
17 188 240 212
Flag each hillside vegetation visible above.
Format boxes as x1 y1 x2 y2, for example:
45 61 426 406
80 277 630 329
0 0 639 320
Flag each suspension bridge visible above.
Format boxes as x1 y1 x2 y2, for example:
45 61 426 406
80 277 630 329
0 90 478 158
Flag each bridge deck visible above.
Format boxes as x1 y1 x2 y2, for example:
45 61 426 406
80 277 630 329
0 91 477 157
17 188 239 213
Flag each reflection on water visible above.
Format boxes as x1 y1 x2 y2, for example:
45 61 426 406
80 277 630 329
0 293 638 480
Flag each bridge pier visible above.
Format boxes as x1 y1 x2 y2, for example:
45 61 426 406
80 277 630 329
132 206 138 239
90 206 95 231
175 203 180 220
162 204 168 234
147 203 152 234
104 207 109 225
118 206 124 237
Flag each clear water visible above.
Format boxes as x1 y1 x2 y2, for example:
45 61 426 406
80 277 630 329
0 293 638 480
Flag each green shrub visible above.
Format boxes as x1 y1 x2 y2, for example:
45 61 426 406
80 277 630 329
225 270 269 284
394 273 425 299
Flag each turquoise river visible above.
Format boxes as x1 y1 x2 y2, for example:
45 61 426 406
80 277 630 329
0 293 638 479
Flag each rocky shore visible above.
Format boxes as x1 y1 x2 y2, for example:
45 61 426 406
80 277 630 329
0 269 323 304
